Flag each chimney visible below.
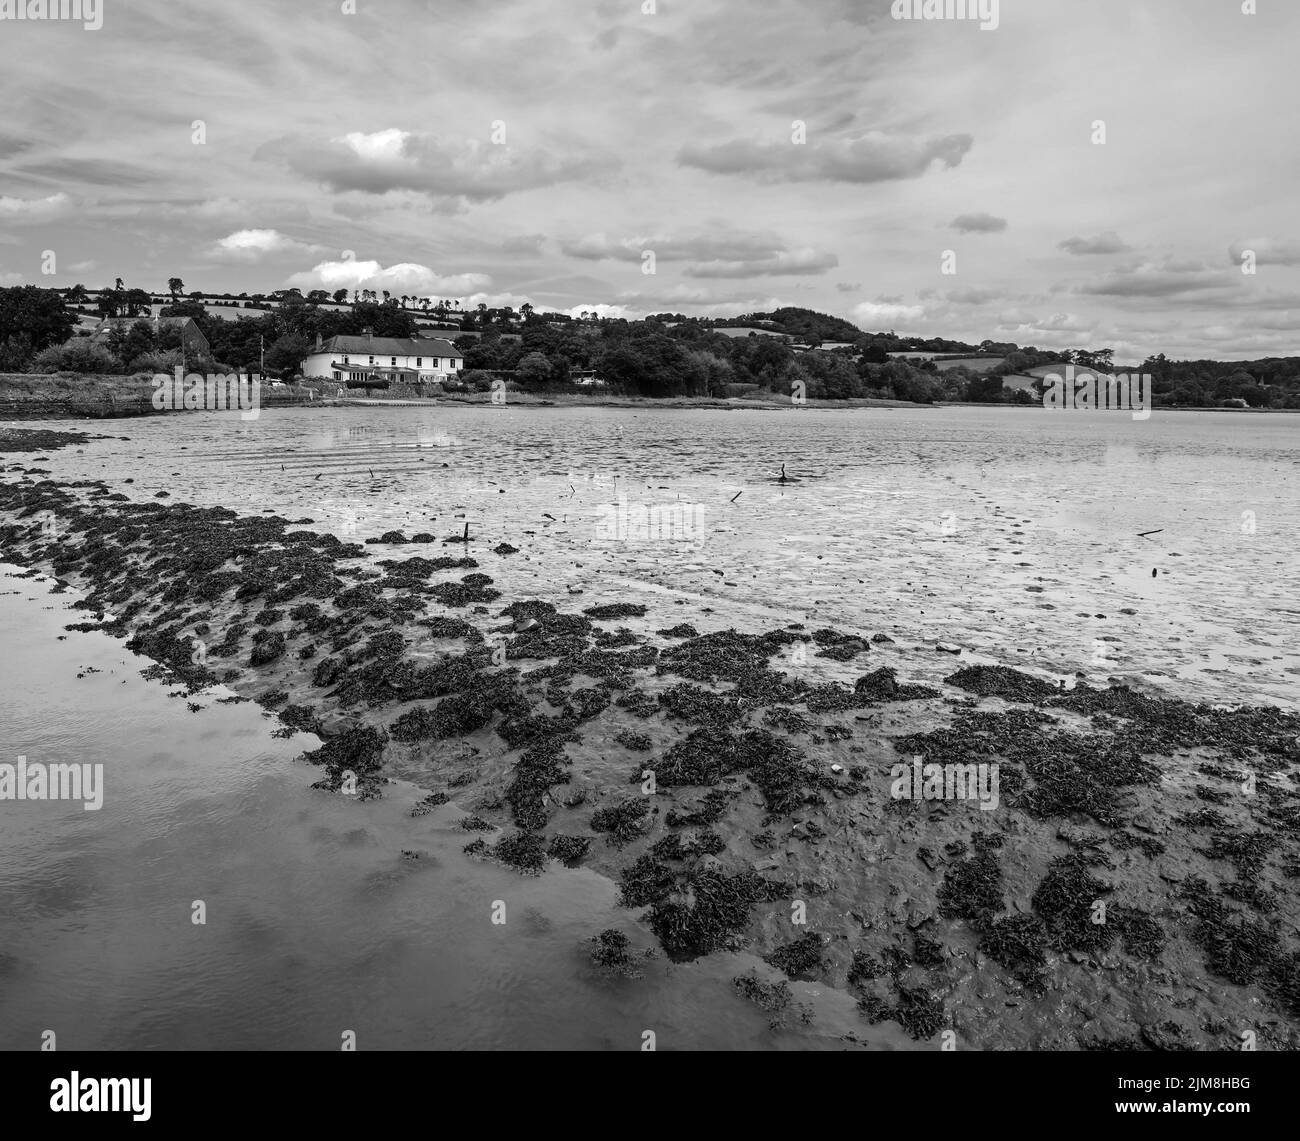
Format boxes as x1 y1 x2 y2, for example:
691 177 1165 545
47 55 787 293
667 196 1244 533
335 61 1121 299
315 332 322 353
365 327 373 346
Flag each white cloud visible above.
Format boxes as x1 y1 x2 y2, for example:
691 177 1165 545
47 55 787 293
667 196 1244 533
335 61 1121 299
851 300 925 325
0 192 73 221
285 258 491 296
210 229 323 261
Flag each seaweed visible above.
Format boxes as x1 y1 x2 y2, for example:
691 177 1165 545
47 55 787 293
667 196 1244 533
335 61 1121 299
764 932 824 980
590 797 651 845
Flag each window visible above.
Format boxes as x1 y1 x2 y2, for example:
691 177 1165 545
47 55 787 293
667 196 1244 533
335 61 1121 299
391 357 397 366
342 355 349 364
368 356 374 365
416 357 422 367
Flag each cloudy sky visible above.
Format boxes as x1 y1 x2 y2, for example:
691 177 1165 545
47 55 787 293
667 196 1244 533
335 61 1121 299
1 0 1296 360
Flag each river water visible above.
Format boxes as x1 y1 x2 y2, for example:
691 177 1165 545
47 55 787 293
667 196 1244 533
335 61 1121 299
1 404 1296 1049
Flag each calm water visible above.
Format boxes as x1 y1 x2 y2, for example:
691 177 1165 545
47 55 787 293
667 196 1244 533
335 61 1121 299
0 569 889 1050
2 404 1296 1050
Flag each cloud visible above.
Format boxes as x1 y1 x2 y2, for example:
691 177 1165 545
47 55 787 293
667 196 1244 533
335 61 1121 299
1059 231 1130 255
836 282 862 293
561 231 836 277
950 213 1007 234
946 288 1003 305
562 230 798 263
997 312 1097 339
496 234 549 256
1228 238 1300 267
685 248 838 278
565 303 635 320
209 229 324 261
0 192 73 221
267 128 619 205
0 271 24 286
1074 259 1225 298
677 131 973 184
285 258 491 297
851 300 925 326
13 157 152 188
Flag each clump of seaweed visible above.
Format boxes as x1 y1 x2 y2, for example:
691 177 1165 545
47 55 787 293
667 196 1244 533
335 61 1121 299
584 603 646 620
505 737 571 830
944 665 1058 702
411 792 450 817
764 932 824 980
589 929 644 978
980 914 1048 986
645 866 766 961
937 844 1005 922
548 834 592 864
664 788 731 827
492 831 548 873
303 725 388 798
732 970 814 1029
1031 854 1115 955
590 797 651 845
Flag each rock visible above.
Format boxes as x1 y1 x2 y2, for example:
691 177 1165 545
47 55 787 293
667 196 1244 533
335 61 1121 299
935 642 962 654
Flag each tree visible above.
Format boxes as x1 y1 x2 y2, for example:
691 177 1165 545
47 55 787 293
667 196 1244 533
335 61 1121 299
167 277 184 299
113 321 157 368
114 277 124 292
264 333 311 379
95 287 120 318
31 338 118 375
332 289 350 304
66 284 90 307
520 302 535 323
121 288 152 318
516 351 553 387
0 285 77 360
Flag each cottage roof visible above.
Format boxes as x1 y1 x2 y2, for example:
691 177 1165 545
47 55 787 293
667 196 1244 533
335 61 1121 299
322 335 462 358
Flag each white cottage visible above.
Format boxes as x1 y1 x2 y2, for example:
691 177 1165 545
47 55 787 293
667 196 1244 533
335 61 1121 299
300 332 464 386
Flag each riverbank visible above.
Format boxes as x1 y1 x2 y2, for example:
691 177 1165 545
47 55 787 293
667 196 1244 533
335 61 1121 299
0 374 326 419
0 372 925 417
3 425 1299 1050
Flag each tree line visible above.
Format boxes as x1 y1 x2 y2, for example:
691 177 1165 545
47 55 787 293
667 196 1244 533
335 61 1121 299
3 284 1299 408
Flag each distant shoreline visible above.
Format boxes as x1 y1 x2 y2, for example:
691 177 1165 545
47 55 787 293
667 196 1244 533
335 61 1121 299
2 373 1296 418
